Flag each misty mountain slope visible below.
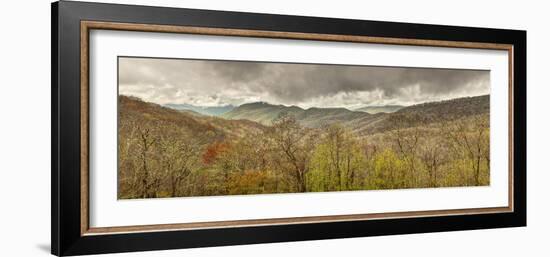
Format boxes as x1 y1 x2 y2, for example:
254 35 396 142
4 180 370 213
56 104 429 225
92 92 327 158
396 94 489 119
221 94 489 135
296 107 373 128
119 95 265 141
121 94 489 141
355 105 404 114
352 94 490 135
221 102 304 125
222 102 372 127
164 103 235 116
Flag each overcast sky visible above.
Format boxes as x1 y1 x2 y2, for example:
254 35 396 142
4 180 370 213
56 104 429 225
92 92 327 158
118 57 490 109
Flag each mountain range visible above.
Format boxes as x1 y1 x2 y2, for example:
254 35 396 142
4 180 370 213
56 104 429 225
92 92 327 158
354 105 404 114
223 95 488 132
133 94 490 137
165 103 235 116
165 102 406 117
221 102 369 128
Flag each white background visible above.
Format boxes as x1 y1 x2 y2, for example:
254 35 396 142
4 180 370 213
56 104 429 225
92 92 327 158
0 0 547 256
90 30 509 227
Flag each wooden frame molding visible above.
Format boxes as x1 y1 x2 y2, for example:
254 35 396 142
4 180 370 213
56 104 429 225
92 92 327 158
79 20 515 236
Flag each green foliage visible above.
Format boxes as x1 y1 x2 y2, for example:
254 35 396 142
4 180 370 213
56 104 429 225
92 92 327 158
367 149 406 189
307 124 367 191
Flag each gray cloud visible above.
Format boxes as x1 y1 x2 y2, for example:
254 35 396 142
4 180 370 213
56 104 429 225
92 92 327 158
119 57 490 108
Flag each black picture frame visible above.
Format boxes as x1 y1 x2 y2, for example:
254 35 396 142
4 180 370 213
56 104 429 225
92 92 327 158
51 1 526 256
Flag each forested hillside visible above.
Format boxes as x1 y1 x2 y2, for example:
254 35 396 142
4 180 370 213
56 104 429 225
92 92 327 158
118 94 490 199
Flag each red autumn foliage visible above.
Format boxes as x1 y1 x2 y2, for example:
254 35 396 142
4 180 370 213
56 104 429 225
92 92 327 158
202 142 229 165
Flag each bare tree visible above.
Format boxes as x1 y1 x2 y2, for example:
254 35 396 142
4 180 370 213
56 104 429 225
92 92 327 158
158 131 202 197
390 114 422 187
442 114 489 185
418 136 445 187
136 125 160 198
270 113 315 192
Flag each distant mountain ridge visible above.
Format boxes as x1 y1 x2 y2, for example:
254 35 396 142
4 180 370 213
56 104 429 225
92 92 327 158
125 94 489 138
222 102 371 128
354 105 404 114
221 94 489 134
165 103 234 116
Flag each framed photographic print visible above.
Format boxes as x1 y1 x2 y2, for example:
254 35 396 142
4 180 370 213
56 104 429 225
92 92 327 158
51 1 526 256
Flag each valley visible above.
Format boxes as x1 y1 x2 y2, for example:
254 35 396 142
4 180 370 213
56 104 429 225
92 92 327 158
118 94 490 198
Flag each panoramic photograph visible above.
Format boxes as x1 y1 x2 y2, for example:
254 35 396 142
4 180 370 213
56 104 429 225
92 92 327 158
117 57 490 199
